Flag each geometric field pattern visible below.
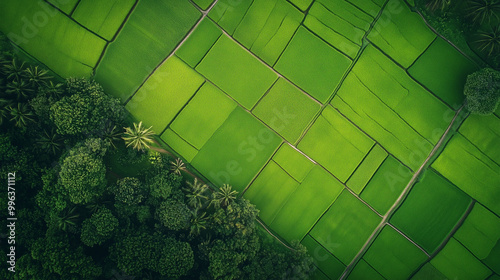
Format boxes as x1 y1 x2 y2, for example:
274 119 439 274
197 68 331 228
1 0 498 279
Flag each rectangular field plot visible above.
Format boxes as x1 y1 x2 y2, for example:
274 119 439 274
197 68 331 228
331 44 452 171
304 0 374 58
272 144 315 182
390 169 472 254
169 83 237 150
126 56 205 133
161 129 198 163
275 26 352 103
363 226 428 280
301 234 346 280
48 0 78 14
368 0 435 68
232 0 304 65
348 0 385 17
72 0 136 40
270 165 344 242
408 38 478 109
310 190 381 264
431 238 492 280
347 144 388 194
196 35 277 109
432 132 500 216
454 203 500 260
289 0 313 11
298 106 374 182
0 0 106 77
459 114 500 165
360 156 413 215
410 263 448 280
95 0 200 100
243 161 299 225
347 259 385 280
191 107 282 192
253 78 321 143
176 18 222 68
209 0 253 34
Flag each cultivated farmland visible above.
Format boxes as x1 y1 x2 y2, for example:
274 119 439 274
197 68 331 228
1 0 499 279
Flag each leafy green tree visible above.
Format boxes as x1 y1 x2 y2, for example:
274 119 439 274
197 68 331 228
122 121 155 151
147 171 183 201
50 78 124 135
156 200 191 231
464 68 500 115
81 207 118 247
59 139 107 204
31 234 102 279
157 237 194 278
111 231 193 279
136 205 151 223
102 123 122 149
114 177 144 206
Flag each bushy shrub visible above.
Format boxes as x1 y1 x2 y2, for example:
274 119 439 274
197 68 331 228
464 68 500 115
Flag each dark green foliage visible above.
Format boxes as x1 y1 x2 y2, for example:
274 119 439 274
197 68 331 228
35 128 65 155
465 0 500 25
114 177 144 206
474 24 500 57
8 102 35 128
184 178 209 210
136 205 152 223
47 206 79 232
59 138 107 204
81 207 118 247
111 231 194 278
50 78 124 136
156 200 191 230
464 68 500 114
17 208 46 249
157 237 194 278
31 234 102 279
426 0 451 12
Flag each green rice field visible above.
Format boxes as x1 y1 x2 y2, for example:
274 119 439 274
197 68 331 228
1 0 499 279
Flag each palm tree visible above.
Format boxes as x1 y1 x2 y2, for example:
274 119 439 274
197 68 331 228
475 25 500 57
122 121 155 151
170 158 186 175
211 184 238 209
23 65 51 87
40 80 64 99
36 129 64 155
6 79 34 100
8 103 35 128
189 210 208 237
103 123 122 149
466 0 500 25
426 0 451 12
2 58 25 81
184 178 209 209
51 207 79 232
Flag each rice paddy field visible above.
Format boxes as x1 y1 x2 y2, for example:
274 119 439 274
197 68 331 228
1 0 499 279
